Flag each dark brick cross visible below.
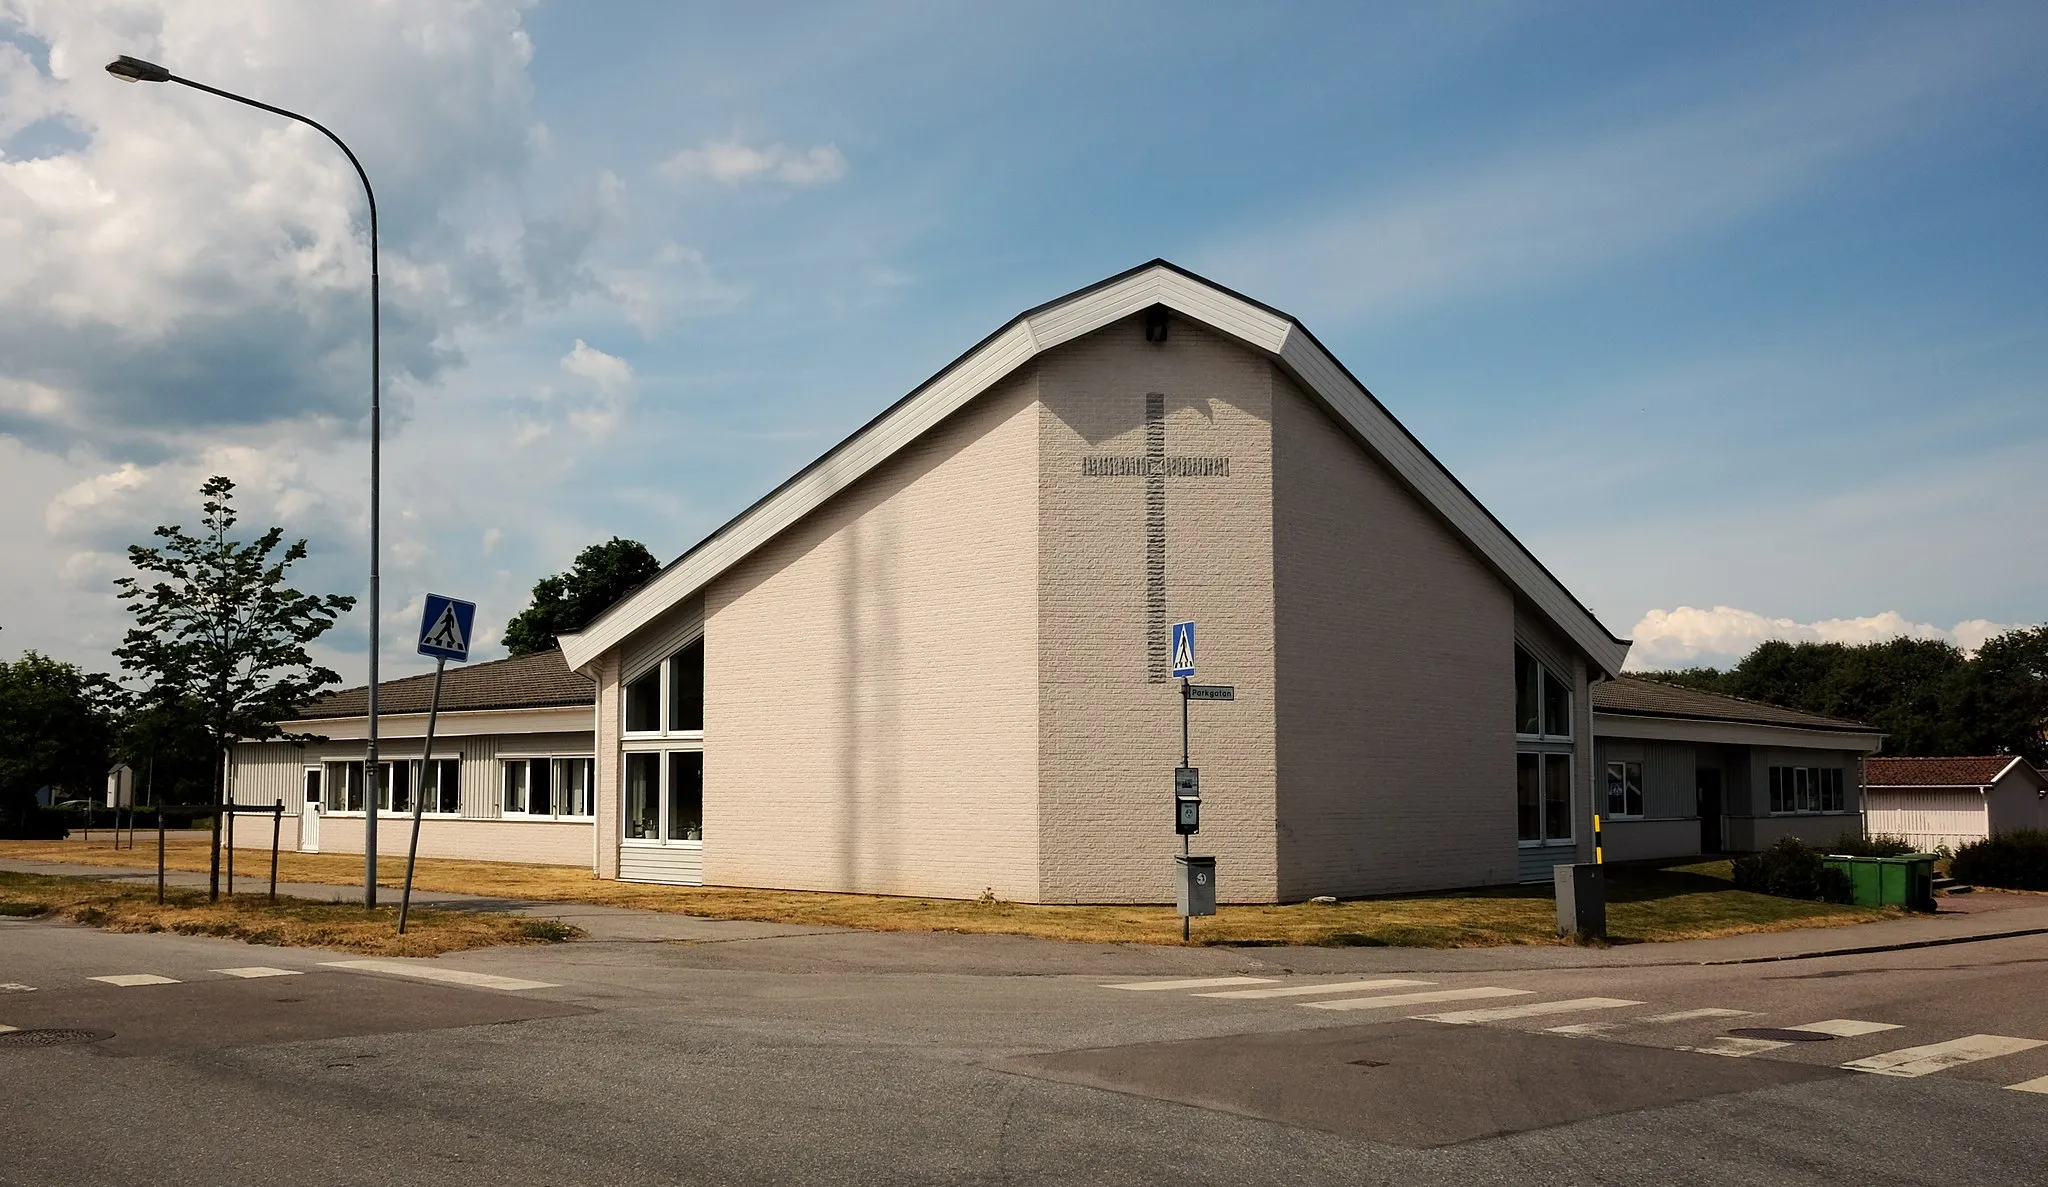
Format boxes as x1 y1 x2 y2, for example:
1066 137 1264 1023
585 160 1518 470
1080 391 1231 682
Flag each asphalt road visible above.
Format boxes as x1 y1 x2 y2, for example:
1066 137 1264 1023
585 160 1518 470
4 912 2047 1186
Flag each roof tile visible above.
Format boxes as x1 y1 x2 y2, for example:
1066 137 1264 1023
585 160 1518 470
1594 676 1873 732
293 649 593 720
1863 756 2028 787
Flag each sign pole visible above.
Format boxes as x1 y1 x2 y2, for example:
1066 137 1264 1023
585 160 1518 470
398 657 447 934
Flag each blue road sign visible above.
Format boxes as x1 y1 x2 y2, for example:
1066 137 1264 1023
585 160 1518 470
1171 620 1196 678
417 594 476 662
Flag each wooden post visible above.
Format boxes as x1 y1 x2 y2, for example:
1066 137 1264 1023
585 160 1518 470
156 802 166 905
226 797 236 898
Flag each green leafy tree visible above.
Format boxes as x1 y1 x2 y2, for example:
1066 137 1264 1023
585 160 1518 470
503 537 660 657
112 476 356 893
1957 627 2048 764
0 651 121 836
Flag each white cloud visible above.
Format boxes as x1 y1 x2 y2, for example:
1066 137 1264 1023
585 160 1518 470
557 339 634 438
658 138 846 186
1625 605 2025 670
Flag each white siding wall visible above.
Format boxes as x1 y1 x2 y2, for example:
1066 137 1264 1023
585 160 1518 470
1866 789 1987 852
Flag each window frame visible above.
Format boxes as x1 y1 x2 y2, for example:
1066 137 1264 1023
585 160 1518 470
499 755 596 820
1604 759 1645 820
619 743 704 849
1517 750 1577 847
621 638 706 742
1514 645 1573 743
321 756 461 818
1767 764 1849 816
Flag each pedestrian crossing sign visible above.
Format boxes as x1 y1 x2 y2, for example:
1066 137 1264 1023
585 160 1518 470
1171 621 1195 678
417 593 476 662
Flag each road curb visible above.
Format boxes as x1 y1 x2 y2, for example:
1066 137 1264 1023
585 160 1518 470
1688 925 2048 966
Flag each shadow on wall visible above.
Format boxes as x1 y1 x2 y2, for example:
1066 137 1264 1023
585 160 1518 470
837 512 904 892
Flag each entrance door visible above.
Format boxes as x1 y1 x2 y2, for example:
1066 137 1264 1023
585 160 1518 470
1696 769 1723 854
300 768 322 853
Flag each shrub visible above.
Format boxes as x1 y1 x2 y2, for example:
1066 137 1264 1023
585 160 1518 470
1949 830 2048 891
1732 837 1852 903
1826 831 1915 857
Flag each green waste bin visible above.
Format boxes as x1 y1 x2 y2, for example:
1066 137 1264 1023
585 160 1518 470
1824 854 1937 912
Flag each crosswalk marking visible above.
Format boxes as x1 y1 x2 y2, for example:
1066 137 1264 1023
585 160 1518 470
1306 986 1530 1013
0 982 35 993
89 973 179 987
1680 1036 1789 1058
322 960 557 992
1101 976 1277 992
2008 1075 2048 1094
213 967 302 979
1789 1018 1901 1038
1194 978 1430 1000
1552 1007 1757 1037
0 1023 16 1034
1418 997 1644 1025
1843 1034 2047 1078
1639 1008 1755 1024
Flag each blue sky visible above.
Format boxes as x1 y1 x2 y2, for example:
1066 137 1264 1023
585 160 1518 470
1 1 2044 680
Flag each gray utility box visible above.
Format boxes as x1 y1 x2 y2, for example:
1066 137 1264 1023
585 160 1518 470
1176 854 1217 917
1554 863 1606 940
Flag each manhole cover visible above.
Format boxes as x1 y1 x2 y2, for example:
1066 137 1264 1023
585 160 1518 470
1726 1027 1836 1043
0 1028 113 1049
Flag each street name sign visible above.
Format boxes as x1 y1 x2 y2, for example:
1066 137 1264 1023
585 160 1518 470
417 593 476 662
1186 684 1235 701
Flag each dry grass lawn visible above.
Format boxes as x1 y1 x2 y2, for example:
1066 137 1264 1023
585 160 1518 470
0 868 578 957
0 835 1890 948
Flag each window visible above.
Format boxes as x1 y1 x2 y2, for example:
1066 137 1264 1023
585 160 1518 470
625 669 661 733
1769 766 1846 814
1605 760 1644 818
624 753 660 840
667 640 704 732
1518 753 1576 844
502 757 594 818
420 758 460 814
1514 645 1571 740
304 768 322 807
381 761 412 813
328 761 366 811
321 759 455 814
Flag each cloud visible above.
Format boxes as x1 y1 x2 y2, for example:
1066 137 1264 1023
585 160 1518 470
1625 605 2025 670
658 138 846 186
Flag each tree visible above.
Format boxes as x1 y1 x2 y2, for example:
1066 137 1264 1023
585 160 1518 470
1957 627 2048 764
112 476 356 894
0 652 120 837
503 537 660 657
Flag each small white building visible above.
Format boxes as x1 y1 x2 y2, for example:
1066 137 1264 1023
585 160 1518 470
229 649 599 868
1862 756 2048 852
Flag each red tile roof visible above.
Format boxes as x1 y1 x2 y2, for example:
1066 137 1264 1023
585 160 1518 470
292 649 594 720
1863 756 2026 787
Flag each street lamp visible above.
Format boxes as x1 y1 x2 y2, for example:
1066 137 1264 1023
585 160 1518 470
107 54 388 909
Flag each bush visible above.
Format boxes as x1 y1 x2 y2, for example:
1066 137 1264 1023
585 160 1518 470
0 804 70 840
1826 831 1915 857
1732 837 1852 903
1950 830 2048 891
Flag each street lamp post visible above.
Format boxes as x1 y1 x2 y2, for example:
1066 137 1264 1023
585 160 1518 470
107 54 386 908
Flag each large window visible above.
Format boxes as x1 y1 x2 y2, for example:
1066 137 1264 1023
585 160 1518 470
624 638 705 737
623 749 702 843
1515 646 1571 740
1518 753 1575 844
624 752 660 840
1769 766 1845 814
1605 760 1644 819
321 758 458 814
502 757 594 818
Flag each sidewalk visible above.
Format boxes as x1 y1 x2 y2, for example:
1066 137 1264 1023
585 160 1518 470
6 855 2045 972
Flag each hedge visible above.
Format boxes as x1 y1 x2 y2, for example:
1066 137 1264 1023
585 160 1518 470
1950 829 2048 891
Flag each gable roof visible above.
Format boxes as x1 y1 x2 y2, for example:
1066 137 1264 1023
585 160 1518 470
1593 676 1877 733
560 260 1631 676
1864 756 2030 788
291 649 594 721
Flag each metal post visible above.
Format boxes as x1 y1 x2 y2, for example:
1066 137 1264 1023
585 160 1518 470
208 748 222 901
156 798 166 905
225 795 235 898
114 63 383 909
269 800 281 904
1181 678 1191 942
397 658 446 934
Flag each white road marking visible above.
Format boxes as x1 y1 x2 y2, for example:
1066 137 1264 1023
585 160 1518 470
1679 1036 1790 1058
1789 1018 1901 1038
1305 986 1530 1012
1418 997 1644 1025
1546 1022 1620 1036
0 1023 16 1034
213 967 302 979
0 982 35 993
1639 1008 1756 1024
322 960 557 992
1101 976 1278 992
1843 1034 2047 1078
1194 978 1431 999
89 973 179 987
2007 1075 2048 1094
